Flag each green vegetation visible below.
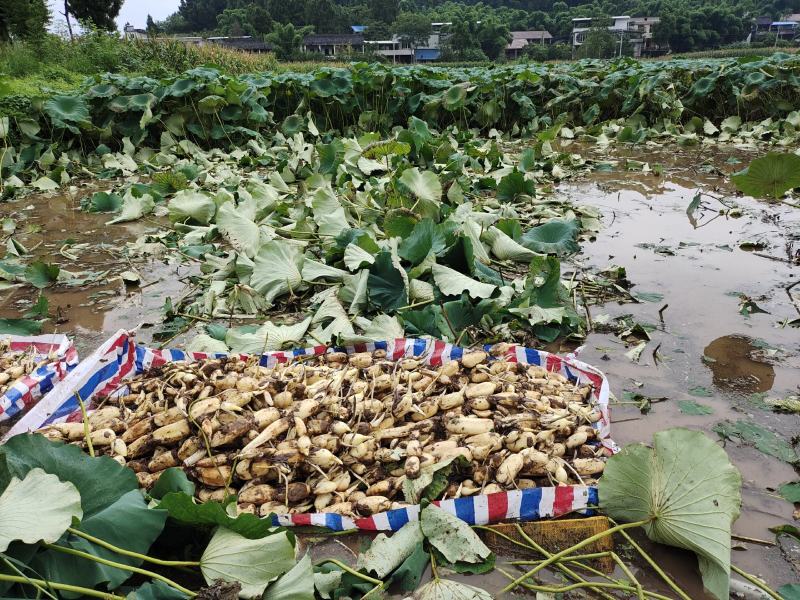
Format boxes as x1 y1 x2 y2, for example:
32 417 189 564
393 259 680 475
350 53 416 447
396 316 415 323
159 0 800 55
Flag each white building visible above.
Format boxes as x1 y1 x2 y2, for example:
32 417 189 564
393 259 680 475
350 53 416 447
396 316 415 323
571 16 664 57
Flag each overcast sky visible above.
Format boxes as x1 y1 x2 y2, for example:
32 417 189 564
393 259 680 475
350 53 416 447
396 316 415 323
49 0 181 30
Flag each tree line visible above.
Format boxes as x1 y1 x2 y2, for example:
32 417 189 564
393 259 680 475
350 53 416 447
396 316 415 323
160 0 799 53
2 0 799 55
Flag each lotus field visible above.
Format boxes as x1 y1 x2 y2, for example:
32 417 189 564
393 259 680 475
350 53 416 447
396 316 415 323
0 55 799 600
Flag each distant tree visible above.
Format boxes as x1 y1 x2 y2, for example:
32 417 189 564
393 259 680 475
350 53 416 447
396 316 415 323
64 0 123 30
363 20 392 40
0 0 50 41
178 0 228 32
577 25 617 58
392 12 431 47
146 14 159 35
477 17 511 59
267 0 304 25
447 18 482 56
266 22 313 59
371 0 399 24
215 5 271 36
302 0 342 34
157 12 190 34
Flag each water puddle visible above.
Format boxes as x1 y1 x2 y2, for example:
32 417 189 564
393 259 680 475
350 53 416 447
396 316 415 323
704 334 776 394
0 192 195 354
563 144 800 592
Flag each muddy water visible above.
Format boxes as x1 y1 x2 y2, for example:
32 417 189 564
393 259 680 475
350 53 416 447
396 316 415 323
2 147 799 596
562 145 800 594
0 191 194 356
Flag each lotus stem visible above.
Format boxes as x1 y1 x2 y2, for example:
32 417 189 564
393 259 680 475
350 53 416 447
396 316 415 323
612 520 692 600
731 565 783 600
0 574 126 600
43 544 196 596
1 556 58 600
497 568 676 600
66 527 201 567
314 558 383 587
75 391 94 457
512 524 618 600
500 519 649 593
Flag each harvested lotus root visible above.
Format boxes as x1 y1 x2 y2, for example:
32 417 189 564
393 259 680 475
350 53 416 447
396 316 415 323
37 345 607 518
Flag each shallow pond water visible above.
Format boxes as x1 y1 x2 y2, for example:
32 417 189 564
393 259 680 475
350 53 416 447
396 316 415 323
1 143 798 597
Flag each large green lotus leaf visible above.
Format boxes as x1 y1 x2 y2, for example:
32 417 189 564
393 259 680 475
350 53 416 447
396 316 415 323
216 201 260 258
128 580 188 600
168 190 217 225
431 264 496 300
399 218 447 265
310 293 354 343
520 219 581 256
250 241 305 305
149 468 195 500
497 169 535 202
311 185 349 238
420 504 491 565
44 95 89 124
357 521 423 578
779 584 800 599
187 334 229 354
367 250 408 312
598 428 742 600
398 167 442 204
87 192 123 213
343 244 375 271
732 153 800 200
482 227 538 262
413 579 491 600
263 552 314 600
24 261 59 289
32 489 167 591
107 191 155 225
347 313 404 343
0 318 43 335
157 492 281 538
225 317 311 353
0 435 138 517
442 84 468 111
0 468 82 552
200 528 295 598
301 259 348 283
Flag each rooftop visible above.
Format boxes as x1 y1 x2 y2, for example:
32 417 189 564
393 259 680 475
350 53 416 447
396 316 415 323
304 34 365 45
511 30 553 40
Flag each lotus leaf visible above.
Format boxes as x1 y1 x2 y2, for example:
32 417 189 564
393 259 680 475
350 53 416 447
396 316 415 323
599 428 742 600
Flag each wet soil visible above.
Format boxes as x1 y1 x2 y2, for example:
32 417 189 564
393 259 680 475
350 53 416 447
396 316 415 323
0 190 195 356
2 143 799 596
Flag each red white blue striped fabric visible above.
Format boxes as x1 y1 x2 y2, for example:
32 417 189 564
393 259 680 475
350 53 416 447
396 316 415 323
3 330 612 530
0 334 78 424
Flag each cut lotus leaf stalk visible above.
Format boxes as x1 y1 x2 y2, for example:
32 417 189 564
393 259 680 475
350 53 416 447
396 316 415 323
497 568 676 600
500 519 650 593
511 523 617 600
0 574 125 600
612 521 692 600
314 558 383 587
66 527 201 567
730 565 782 600
43 544 197 597
1 556 58 600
